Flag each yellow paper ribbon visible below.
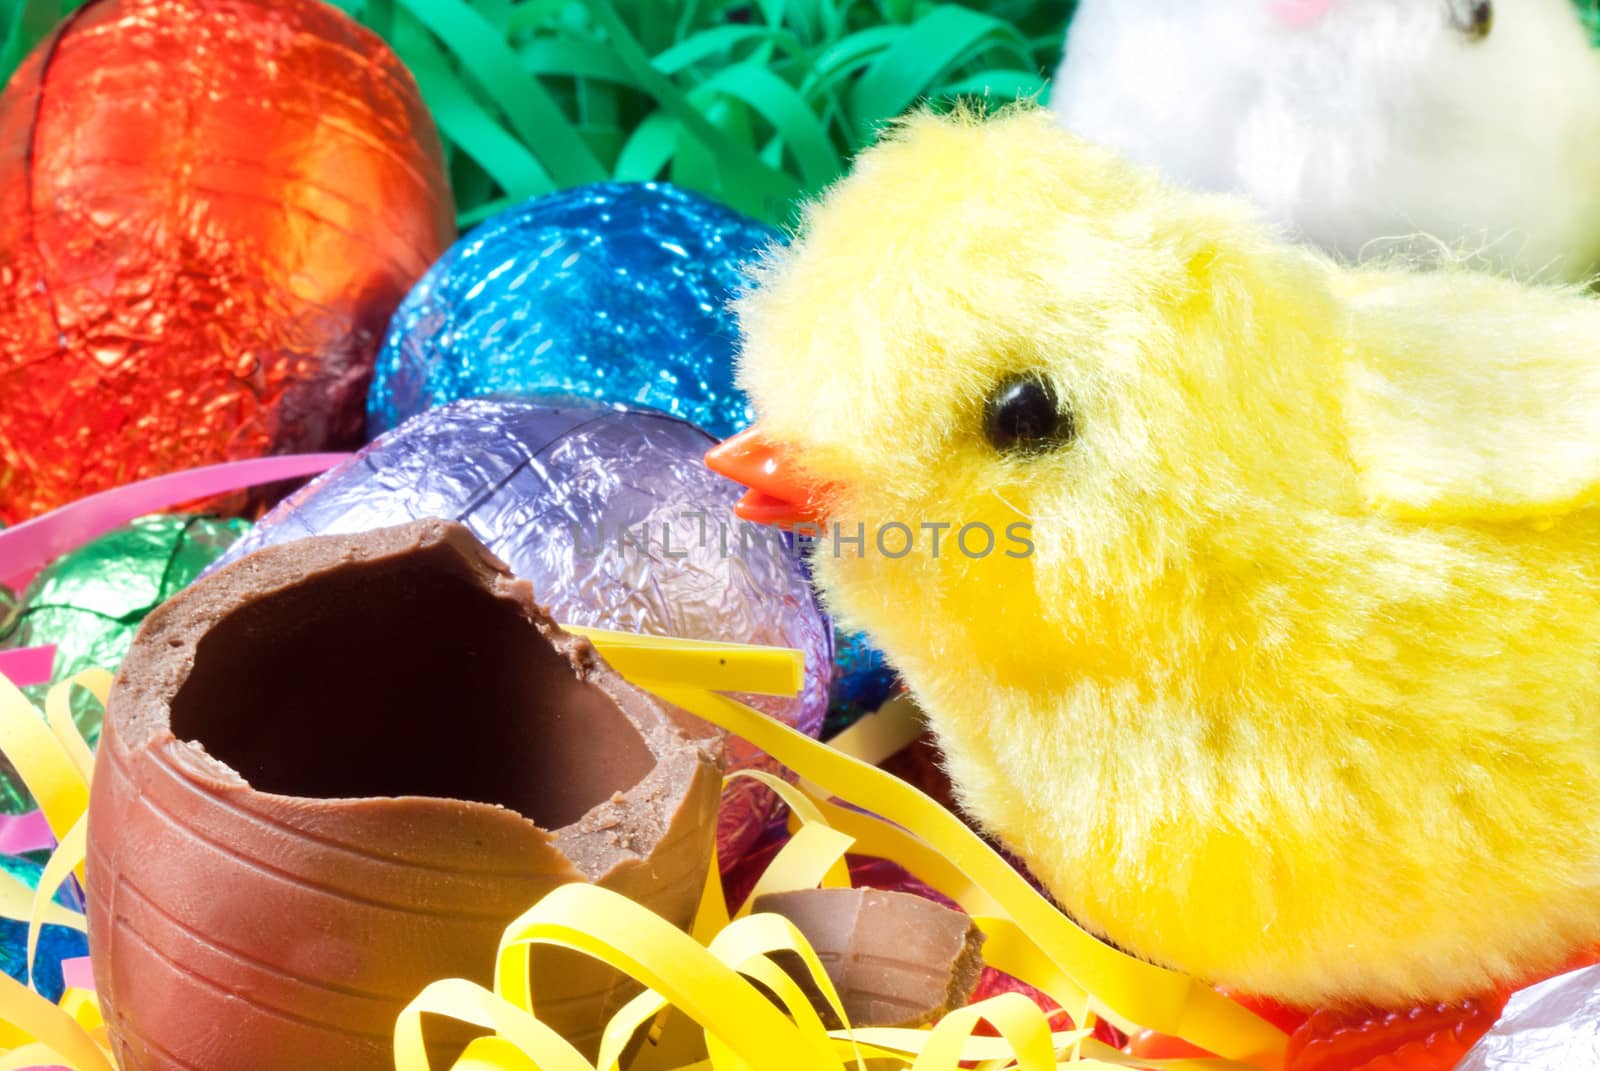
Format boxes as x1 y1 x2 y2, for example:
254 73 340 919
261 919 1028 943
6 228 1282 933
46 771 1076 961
648 686 1285 1066
564 628 805 697
0 673 94 843
0 869 83 933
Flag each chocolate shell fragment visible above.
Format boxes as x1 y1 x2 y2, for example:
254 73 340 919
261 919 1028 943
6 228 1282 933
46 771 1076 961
752 887 986 1029
85 520 722 1071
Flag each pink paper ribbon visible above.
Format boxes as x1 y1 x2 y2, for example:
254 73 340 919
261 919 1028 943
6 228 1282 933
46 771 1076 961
0 810 54 855
58 956 95 993
0 646 55 688
1266 0 1338 27
0 454 349 591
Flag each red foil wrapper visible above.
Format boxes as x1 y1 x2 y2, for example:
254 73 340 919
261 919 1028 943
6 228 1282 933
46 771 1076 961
0 0 455 524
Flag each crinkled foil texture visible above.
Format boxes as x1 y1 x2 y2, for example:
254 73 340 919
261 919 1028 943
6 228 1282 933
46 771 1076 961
214 398 831 861
367 182 769 440
0 854 86 1003
0 514 249 812
0 0 454 524
1461 966 1600 1070
826 627 900 736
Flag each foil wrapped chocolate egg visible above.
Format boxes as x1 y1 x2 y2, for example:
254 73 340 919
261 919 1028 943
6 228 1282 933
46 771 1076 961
0 0 455 524
0 513 248 813
363 178 896 735
1461 966 1600 1070
87 521 722 1069
211 398 832 862
367 182 771 440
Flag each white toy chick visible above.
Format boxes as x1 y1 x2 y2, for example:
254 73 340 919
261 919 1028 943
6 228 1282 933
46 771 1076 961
1052 0 1600 282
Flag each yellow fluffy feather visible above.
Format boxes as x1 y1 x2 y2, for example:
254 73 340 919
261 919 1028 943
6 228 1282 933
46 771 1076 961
730 105 1600 1007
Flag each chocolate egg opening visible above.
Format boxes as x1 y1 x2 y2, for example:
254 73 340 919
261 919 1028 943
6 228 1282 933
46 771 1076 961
88 520 724 1070
167 542 656 831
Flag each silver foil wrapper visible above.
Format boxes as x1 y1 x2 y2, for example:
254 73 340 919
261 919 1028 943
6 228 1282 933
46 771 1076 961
1460 966 1600 1070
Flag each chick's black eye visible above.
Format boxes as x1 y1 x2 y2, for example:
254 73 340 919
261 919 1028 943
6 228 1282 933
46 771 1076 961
1454 0 1491 39
983 374 1075 455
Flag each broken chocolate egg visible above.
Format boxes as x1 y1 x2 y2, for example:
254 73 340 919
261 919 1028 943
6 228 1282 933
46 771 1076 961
85 520 722 1070
752 887 986 1029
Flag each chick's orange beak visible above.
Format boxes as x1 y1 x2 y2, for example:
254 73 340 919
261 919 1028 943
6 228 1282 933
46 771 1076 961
705 427 835 528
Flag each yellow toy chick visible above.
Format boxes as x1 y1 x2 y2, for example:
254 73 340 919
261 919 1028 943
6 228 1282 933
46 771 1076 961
708 105 1600 1010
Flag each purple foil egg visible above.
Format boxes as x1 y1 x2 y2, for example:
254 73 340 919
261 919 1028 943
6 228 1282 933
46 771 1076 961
211 398 830 863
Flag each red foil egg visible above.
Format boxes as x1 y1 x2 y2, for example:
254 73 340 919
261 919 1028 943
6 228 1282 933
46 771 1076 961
0 0 455 525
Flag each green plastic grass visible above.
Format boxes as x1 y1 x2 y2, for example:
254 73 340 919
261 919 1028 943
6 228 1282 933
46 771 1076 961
0 0 1076 226
360 0 1079 226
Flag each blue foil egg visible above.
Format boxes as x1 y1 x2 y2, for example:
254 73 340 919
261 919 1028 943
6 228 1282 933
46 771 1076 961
825 629 902 738
368 182 776 439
